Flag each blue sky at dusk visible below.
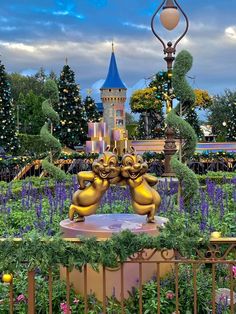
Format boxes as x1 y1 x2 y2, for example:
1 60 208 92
0 0 236 98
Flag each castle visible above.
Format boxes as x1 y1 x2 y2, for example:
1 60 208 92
100 44 127 140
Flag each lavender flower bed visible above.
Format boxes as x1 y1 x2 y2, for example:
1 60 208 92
0 176 235 237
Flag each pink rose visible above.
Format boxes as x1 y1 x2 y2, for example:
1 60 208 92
60 302 71 314
16 294 26 303
166 291 175 300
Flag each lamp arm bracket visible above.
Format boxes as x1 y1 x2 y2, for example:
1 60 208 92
173 0 189 50
151 0 166 51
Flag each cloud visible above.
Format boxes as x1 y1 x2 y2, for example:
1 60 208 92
123 22 151 31
225 26 236 40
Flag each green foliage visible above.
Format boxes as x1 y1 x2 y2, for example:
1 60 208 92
42 100 60 125
41 159 67 180
171 155 200 202
166 50 199 203
84 95 100 123
17 134 47 155
17 90 46 135
56 64 87 148
0 60 18 152
8 72 44 102
208 89 236 141
40 122 61 155
43 79 59 106
166 110 197 161
197 171 236 185
0 227 209 273
40 83 67 180
172 50 195 110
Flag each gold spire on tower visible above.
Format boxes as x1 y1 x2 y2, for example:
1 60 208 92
65 57 68 65
112 41 114 53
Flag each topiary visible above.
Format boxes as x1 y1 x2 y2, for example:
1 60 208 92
165 50 199 203
40 80 67 181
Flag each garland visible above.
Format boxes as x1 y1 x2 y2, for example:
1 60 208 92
0 222 209 273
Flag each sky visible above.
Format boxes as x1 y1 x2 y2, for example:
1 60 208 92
0 0 236 101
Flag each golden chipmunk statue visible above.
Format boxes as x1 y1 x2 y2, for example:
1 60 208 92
69 147 120 222
121 148 161 223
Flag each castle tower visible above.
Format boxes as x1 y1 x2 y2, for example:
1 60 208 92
100 44 127 138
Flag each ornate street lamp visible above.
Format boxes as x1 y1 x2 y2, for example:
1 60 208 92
151 0 189 176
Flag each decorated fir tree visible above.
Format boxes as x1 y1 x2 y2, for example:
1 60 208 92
0 60 18 153
223 91 236 141
83 94 100 122
57 63 87 148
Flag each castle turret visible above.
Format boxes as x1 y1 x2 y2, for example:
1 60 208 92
100 44 127 138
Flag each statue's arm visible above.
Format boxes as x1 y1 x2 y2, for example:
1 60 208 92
77 171 95 189
143 174 158 186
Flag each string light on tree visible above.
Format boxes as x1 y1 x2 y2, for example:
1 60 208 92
55 61 87 148
0 60 18 152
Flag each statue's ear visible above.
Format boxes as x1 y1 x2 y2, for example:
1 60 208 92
113 147 118 155
130 146 136 155
105 145 110 152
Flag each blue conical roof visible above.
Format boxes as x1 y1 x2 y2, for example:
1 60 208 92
101 51 126 89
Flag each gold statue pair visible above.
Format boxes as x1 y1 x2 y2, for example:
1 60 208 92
69 147 161 223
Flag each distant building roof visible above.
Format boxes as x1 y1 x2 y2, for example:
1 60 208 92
101 51 126 90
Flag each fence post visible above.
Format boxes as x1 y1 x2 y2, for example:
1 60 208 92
28 270 35 314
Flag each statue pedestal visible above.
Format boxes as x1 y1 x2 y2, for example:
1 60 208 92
60 214 173 301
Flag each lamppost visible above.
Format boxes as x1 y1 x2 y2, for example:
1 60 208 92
151 0 189 176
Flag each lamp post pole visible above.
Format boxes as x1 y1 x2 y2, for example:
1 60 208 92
151 0 189 176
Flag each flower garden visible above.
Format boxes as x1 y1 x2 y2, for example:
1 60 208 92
0 1 236 313
0 170 235 313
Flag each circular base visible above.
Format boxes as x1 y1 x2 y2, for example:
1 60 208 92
60 214 168 238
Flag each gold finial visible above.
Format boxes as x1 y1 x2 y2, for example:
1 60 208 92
87 89 92 96
112 41 114 53
65 57 68 65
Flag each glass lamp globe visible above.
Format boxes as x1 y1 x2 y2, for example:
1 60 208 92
160 2 180 31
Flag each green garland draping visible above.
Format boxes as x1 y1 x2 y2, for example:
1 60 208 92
0 224 208 273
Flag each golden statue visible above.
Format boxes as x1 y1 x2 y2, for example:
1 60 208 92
69 147 161 223
121 148 161 223
69 147 120 222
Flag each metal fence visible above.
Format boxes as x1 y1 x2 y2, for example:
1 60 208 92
1 158 236 181
2 238 235 314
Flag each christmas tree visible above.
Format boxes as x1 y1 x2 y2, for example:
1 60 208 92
223 91 236 141
83 94 100 122
56 64 87 148
0 60 18 153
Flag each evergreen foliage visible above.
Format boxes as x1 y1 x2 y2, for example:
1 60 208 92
56 64 87 148
0 60 18 153
172 51 195 111
166 50 199 203
0 228 208 273
17 91 45 135
40 80 67 180
208 90 236 141
83 95 100 122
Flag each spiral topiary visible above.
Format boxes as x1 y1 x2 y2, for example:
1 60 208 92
40 80 67 180
165 50 199 203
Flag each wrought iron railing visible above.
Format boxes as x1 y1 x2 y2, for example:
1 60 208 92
1 237 235 314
